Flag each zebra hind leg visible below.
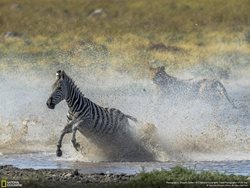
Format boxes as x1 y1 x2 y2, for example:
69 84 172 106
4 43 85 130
71 125 80 151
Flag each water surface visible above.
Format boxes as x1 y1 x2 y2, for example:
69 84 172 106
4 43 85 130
0 152 250 176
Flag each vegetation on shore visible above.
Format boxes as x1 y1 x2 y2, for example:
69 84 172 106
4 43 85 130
0 0 250 76
119 166 248 188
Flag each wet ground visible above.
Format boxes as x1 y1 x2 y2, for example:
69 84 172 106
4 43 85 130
0 165 133 188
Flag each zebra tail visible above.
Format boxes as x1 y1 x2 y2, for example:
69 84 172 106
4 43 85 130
125 114 138 122
216 81 237 109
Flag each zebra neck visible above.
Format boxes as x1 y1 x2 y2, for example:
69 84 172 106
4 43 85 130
66 87 84 113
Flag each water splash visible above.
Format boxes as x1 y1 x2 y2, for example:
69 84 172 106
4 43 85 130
0 58 249 162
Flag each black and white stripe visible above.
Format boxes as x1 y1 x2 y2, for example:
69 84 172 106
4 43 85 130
64 74 137 135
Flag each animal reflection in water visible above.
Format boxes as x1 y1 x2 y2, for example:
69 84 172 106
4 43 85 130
46 70 157 161
150 66 236 108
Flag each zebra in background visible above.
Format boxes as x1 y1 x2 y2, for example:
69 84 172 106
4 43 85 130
150 66 236 108
46 70 155 161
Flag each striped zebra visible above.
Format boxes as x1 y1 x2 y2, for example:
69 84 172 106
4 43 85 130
150 66 236 108
46 70 154 161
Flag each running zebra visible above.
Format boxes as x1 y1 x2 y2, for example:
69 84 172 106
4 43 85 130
150 66 236 108
46 70 154 161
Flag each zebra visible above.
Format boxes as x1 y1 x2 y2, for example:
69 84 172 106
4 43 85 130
46 70 155 161
150 66 236 108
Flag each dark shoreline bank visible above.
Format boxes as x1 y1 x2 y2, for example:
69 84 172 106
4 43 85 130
0 165 133 188
1 165 250 188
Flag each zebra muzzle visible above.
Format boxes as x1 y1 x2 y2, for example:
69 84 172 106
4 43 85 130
47 97 55 109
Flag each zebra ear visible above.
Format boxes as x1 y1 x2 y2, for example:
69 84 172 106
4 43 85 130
56 70 62 79
56 70 65 79
61 70 65 79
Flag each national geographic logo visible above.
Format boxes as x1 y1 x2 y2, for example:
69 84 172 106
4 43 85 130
1 179 22 187
1 179 6 188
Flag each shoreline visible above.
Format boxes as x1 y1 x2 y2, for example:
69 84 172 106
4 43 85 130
1 164 249 188
0 165 133 188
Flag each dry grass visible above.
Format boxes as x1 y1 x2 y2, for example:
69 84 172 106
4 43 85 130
0 0 249 75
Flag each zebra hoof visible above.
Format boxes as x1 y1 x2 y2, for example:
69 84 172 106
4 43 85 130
56 149 62 157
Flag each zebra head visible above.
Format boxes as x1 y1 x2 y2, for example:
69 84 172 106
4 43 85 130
47 70 68 109
151 66 169 85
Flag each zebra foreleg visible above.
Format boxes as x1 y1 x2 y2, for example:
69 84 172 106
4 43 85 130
71 124 81 151
56 124 73 157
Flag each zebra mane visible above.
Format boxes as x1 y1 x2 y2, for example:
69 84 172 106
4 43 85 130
156 67 177 81
52 71 84 97
63 72 84 97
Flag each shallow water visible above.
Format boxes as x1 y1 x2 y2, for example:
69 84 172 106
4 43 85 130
0 152 250 176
